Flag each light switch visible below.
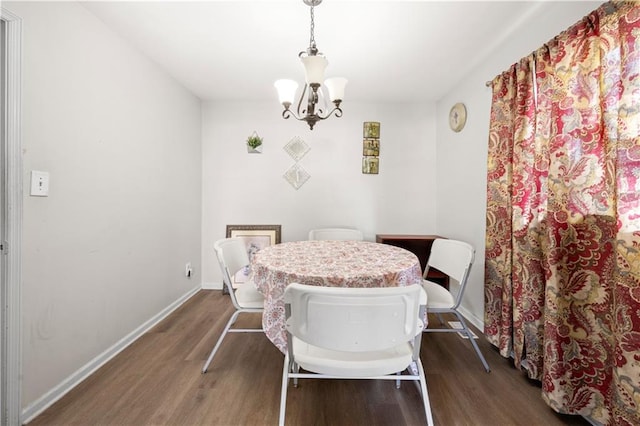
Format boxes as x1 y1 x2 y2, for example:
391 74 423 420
30 171 50 197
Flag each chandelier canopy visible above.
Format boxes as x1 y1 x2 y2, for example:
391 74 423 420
274 0 347 130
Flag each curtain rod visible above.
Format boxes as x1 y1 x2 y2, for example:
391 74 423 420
484 2 616 91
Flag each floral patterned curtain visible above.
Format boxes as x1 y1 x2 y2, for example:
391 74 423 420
485 2 640 424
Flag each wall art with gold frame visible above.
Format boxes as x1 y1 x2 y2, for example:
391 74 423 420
224 224 282 288
362 121 380 174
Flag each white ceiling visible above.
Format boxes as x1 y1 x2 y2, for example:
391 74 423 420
80 1 571 103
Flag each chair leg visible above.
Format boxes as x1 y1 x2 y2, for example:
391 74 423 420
416 361 434 426
279 353 291 426
293 362 299 388
454 312 491 373
395 372 401 389
407 362 422 393
201 310 241 373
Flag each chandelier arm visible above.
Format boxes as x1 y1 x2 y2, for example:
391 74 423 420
283 104 342 130
282 109 296 120
313 106 343 121
296 83 309 117
281 106 317 124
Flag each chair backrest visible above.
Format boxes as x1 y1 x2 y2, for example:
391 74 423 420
214 238 251 303
424 238 475 306
284 283 426 353
308 228 364 241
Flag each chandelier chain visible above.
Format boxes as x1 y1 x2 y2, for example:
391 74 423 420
309 5 315 48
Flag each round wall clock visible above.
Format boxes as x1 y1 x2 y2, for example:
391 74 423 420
449 102 467 132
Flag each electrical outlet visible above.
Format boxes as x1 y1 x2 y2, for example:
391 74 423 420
185 263 192 278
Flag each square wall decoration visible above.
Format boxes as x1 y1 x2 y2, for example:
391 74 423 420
363 139 379 156
283 163 310 190
362 157 379 174
363 122 380 138
283 136 311 190
284 136 310 161
362 121 380 174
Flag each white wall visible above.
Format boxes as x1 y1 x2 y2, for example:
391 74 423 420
201 101 437 286
5 1 202 414
435 1 603 328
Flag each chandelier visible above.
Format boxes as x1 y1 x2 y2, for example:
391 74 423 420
274 0 347 130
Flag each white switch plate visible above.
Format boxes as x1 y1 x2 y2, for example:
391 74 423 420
30 171 50 197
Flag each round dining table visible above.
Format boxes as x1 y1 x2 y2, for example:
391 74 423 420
251 240 423 353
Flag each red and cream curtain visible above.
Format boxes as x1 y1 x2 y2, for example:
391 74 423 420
485 2 640 424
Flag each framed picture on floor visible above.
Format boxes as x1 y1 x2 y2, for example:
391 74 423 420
225 224 282 286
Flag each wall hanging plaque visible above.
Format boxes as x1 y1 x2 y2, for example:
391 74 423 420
449 103 467 132
362 122 381 174
283 136 310 161
283 163 310 190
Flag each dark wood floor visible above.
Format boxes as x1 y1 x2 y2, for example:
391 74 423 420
27 290 590 426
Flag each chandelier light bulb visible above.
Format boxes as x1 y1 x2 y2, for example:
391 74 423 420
324 77 347 103
274 79 299 106
301 55 328 85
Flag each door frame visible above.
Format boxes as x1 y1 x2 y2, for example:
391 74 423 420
1 7 23 426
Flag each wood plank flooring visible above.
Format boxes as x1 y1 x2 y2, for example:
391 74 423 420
27 290 590 426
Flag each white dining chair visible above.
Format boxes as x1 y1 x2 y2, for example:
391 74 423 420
202 238 264 374
279 283 433 426
422 238 491 372
307 227 364 241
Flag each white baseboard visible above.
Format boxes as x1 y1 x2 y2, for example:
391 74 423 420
202 281 223 290
21 286 201 424
458 305 484 332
